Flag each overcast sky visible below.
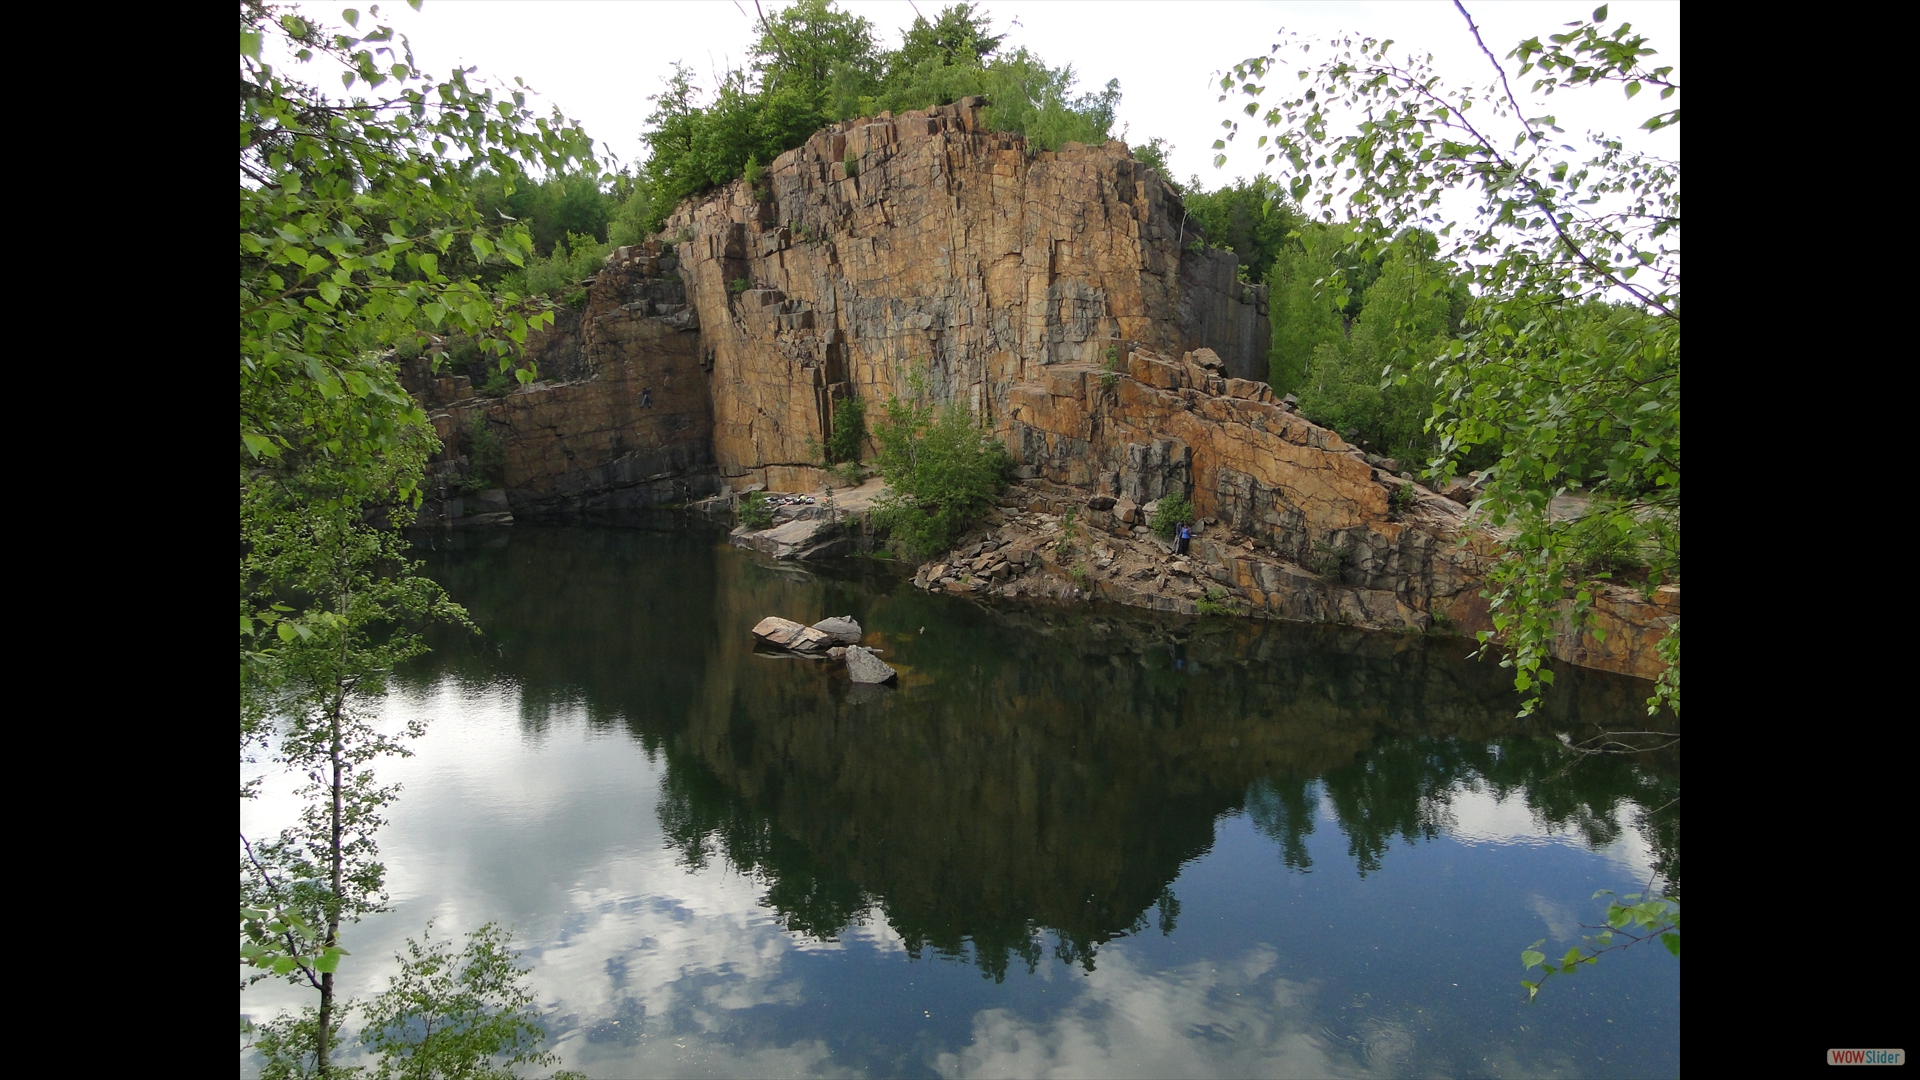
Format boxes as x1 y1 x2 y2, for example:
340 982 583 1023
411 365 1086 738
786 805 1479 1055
326 1 1677 189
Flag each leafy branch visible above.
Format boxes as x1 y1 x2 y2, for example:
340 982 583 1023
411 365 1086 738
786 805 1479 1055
1521 889 1679 1001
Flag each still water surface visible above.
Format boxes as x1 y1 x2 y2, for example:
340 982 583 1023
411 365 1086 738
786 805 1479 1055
241 523 1679 1078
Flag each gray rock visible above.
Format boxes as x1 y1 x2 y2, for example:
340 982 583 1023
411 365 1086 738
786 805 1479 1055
844 645 897 684
730 518 848 560
811 616 863 644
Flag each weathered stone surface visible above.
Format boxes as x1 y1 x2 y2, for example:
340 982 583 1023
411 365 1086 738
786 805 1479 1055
661 99 1266 488
733 518 850 560
406 238 721 519
753 616 834 653
811 616 863 644
844 645 898 684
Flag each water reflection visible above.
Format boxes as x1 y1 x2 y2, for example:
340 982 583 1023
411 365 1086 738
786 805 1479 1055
409 524 1679 988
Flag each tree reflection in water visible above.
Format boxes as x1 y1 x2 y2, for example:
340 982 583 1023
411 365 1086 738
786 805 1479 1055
411 524 1677 981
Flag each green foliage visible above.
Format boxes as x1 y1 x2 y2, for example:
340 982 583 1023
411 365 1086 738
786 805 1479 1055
1220 6 1679 714
975 49 1121 150
458 415 506 494
739 490 774 529
1131 137 1177 189
1386 482 1416 520
1178 173 1301 283
729 277 752 294
249 1005 352 1080
240 2 592 490
500 231 609 299
1293 232 1464 463
870 374 1011 560
468 167 616 263
843 149 859 177
629 4 1119 234
833 460 866 489
1150 492 1192 540
1100 345 1122 390
360 923 559 1080
606 182 662 249
1196 586 1247 617
826 395 867 464
241 4 593 1071
1054 506 1079 559
1522 890 1679 1002
1069 562 1090 589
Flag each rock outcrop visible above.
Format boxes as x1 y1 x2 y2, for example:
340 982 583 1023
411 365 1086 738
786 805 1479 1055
407 242 719 524
397 100 1674 683
662 97 1266 490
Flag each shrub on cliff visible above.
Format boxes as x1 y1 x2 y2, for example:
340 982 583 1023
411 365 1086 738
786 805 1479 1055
1150 493 1193 541
869 382 1010 560
826 396 867 464
630 3 1122 234
502 231 612 299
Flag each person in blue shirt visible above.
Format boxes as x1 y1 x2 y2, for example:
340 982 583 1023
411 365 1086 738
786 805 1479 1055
1176 521 1191 555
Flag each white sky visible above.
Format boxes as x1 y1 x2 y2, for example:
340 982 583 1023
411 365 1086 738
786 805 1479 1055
334 0 1677 190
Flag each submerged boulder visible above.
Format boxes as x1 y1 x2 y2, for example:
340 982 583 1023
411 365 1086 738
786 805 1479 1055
844 645 897 684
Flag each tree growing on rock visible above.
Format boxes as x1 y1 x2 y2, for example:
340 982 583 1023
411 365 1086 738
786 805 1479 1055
869 375 1010 560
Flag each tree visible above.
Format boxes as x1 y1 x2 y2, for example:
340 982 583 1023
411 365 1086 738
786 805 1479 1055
870 373 1010 559
241 2 597 1072
1215 1 1679 999
360 924 579 1080
1177 173 1301 283
628 3 1123 236
1295 230 1466 461
1216 2 1678 718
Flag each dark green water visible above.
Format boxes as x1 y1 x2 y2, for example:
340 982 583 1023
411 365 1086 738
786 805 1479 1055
241 523 1679 1078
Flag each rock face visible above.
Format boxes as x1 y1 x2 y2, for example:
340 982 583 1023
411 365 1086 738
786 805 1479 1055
406 239 720 522
663 98 1267 490
395 101 1673 684
843 645 897 684
1006 347 1490 634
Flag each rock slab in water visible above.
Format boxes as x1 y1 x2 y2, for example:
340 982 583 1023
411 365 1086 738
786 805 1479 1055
811 616 863 644
752 616 834 653
844 645 897 684
733 518 849 561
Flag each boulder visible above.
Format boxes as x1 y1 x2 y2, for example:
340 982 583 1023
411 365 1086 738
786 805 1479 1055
811 615 863 644
844 645 897 684
752 616 834 652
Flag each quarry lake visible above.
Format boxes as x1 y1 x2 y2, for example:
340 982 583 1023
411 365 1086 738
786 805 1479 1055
240 523 1679 1078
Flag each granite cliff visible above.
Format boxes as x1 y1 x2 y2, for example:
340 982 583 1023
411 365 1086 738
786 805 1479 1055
401 99 1676 682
